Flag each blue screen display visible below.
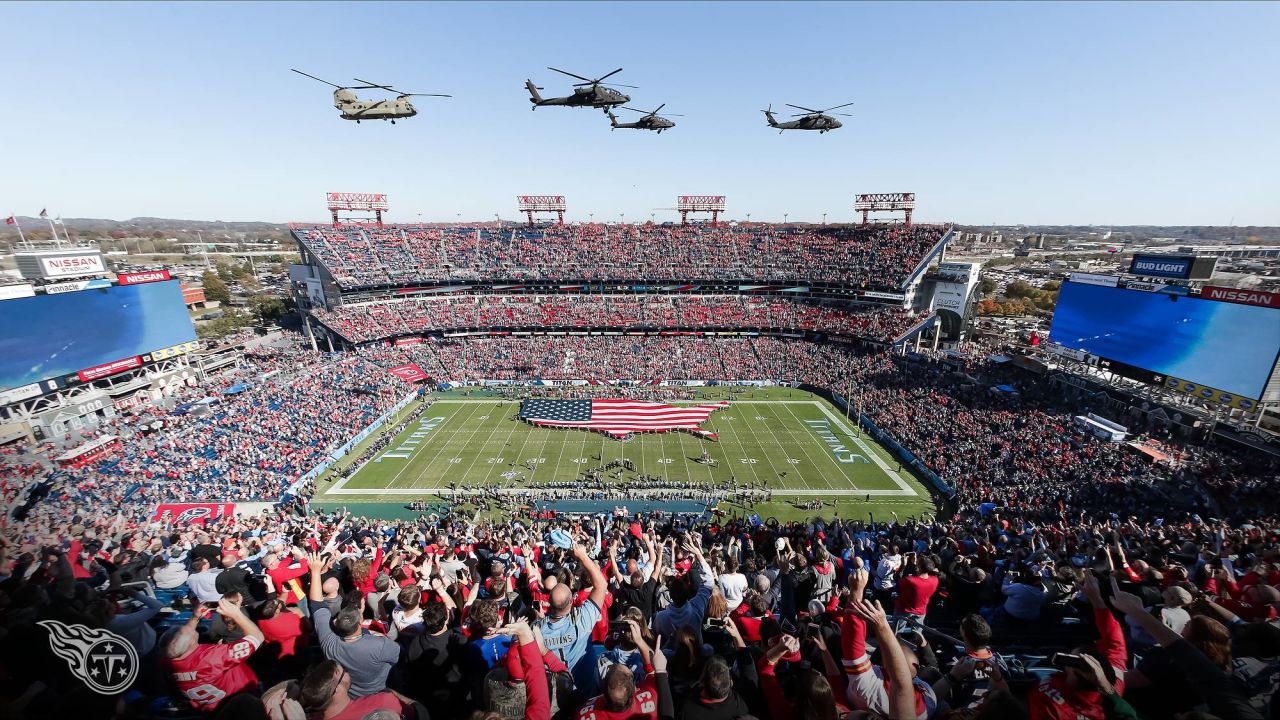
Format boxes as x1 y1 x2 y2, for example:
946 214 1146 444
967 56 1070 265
0 280 197 391
1049 282 1280 399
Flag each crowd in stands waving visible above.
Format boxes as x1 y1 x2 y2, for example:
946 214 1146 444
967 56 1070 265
3 327 1280 719
313 295 922 346
292 223 948 288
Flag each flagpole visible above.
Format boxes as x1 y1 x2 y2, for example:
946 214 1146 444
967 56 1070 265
9 217 26 245
43 212 61 248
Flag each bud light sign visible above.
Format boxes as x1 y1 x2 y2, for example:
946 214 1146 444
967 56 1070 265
1129 254 1192 279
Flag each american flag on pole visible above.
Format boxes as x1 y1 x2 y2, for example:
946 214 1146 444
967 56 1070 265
519 398 728 439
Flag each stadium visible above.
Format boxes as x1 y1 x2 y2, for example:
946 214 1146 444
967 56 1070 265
4 4 1280 720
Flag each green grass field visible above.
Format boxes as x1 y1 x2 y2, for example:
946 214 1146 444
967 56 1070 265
313 388 937 522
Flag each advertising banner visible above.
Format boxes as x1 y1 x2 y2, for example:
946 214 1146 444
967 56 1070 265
1201 286 1280 309
1129 254 1192 279
388 363 429 382
0 283 36 300
0 383 42 405
147 341 201 361
77 356 142 382
393 336 424 347
44 279 112 295
117 270 172 285
153 503 236 525
1162 377 1257 410
1069 273 1120 287
862 291 907 301
40 254 106 278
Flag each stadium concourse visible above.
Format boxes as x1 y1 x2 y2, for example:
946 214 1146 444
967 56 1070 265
5 323 1280 719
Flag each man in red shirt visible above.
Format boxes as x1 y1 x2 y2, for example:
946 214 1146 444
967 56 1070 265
894 554 940 624
577 621 657 720
161 598 264 712
263 547 310 607
1028 573 1128 720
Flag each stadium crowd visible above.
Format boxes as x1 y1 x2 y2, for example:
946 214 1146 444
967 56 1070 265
3 331 1280 719
292 223 948 288
312 295 921 346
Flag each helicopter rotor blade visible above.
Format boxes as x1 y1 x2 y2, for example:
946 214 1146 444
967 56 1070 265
399 93 453 98
822 102 856 112
599 83 639 89
831 112 853 117
652 103 665 115
292 68 344 89
548 67 595 83
596 67 624 83
354 78 399 93
785 103 822 114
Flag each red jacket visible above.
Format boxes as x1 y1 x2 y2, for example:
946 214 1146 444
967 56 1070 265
1028 607 1128 720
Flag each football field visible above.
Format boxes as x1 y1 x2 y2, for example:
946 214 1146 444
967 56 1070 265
313 388 937 521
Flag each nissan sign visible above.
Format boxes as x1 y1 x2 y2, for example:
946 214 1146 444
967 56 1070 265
117 270 172 285
1201 285 1280 309
39 254 106 278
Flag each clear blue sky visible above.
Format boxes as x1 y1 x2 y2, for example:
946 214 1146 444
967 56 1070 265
3 2 1277 226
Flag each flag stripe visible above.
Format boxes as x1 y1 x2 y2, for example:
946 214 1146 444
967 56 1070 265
519 398 728 438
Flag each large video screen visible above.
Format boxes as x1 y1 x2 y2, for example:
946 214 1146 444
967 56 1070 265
0 280 197 391
1049 282 1280 399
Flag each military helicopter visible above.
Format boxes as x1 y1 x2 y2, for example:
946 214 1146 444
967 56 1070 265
526 67 635 112
606 105 681 133
762 102 854 133
291 69 451 123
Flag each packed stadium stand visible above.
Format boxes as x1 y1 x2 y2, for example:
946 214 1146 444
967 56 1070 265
5 219 1280 720
312 295 924 345
290 222 951 287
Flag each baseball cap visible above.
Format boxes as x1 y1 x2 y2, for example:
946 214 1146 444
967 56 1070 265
629 522 644 539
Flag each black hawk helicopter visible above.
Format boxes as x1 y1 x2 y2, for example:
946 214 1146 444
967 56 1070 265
606 104 681 133
526 67 635 112
762 102 854 133
292 69 450 123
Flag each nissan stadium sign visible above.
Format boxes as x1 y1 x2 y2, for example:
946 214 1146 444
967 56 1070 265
39 253 107 278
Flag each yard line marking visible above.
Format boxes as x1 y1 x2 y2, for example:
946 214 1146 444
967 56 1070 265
412 401 495 491
455 405 506 490
812 402 916 496
779 402 846 493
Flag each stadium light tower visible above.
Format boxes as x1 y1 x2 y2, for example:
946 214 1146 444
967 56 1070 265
822 212 828 225
589 212 594 223
620 212 625 224
783 212 789 224
746 213 751 223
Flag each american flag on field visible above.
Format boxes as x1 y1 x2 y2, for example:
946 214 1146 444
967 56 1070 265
519 398 728 439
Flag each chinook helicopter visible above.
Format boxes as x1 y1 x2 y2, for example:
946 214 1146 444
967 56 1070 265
762 102 854 133
291 69 451 123
526 67 635 112
606 105 681 133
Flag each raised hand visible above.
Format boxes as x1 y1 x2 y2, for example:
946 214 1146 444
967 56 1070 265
652 635 667 673
848 597 890 629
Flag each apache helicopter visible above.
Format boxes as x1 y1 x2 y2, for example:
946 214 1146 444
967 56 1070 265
291 69 450 123
606 105 681 133
762 102 854 133
526 67 635 112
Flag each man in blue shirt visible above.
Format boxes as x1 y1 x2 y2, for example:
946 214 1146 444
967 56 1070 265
536 540 608 698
